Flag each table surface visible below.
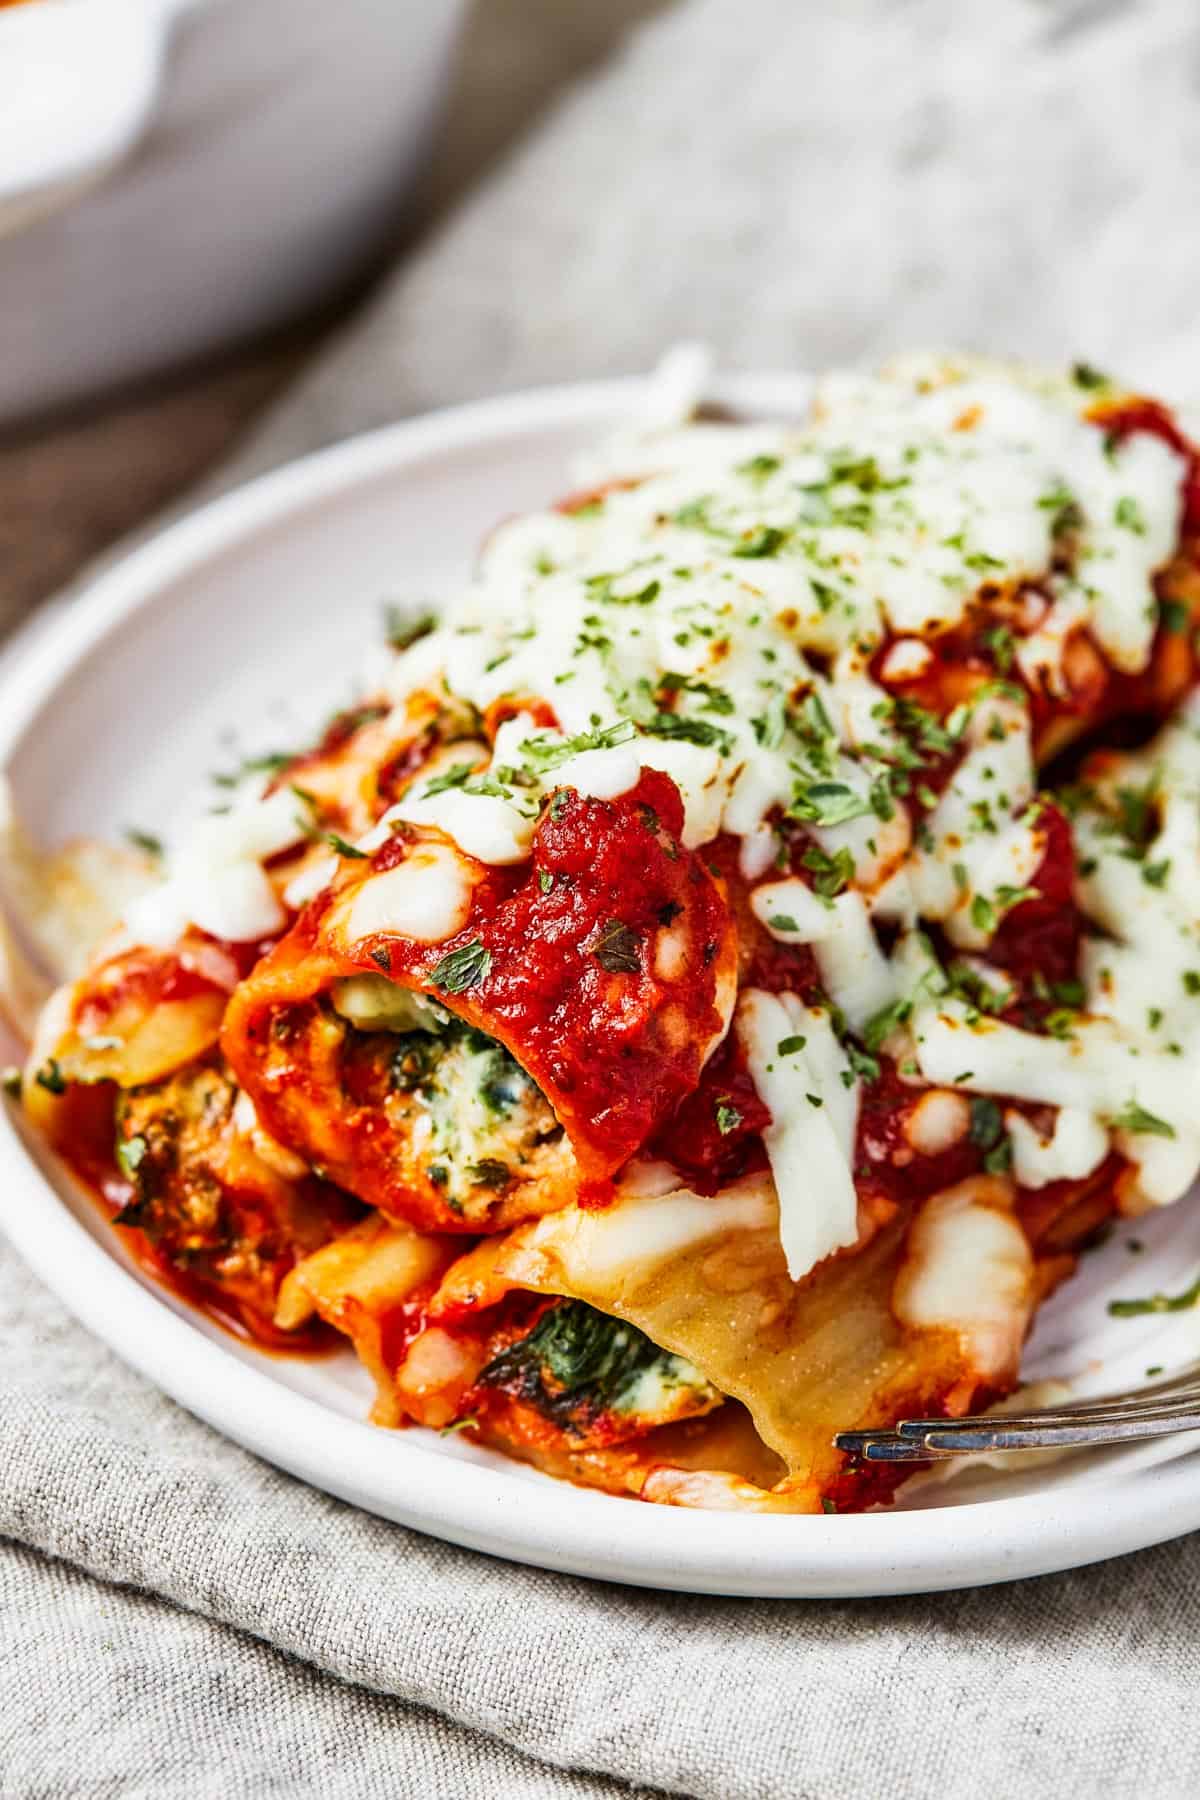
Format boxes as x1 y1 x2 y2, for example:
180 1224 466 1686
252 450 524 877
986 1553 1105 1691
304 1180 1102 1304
0 0 667 641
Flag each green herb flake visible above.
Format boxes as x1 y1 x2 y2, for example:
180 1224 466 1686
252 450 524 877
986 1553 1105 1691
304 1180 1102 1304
438 1415 481 1436
326 833 368 860
116 1134 148 1182
777 1035 808 1057
34 1059 67 1096
862 998 912 1053
430 939 493 995
1114 496 1147 536
589 919 642 975
732 525 787 559
521 717 637 775
1072 362 1110 390
970 893 996 933
1111 1100 1176 1139
789 780 871 828
1109 1271 1200 1318
125 828 164 858
385 607 437 651
801 844 855 899
715 1101 744 1136
422 761 477 798
968 1097 1005 1150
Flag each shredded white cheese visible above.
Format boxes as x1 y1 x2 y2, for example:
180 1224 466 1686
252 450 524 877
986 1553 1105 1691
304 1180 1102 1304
735 987 859 1282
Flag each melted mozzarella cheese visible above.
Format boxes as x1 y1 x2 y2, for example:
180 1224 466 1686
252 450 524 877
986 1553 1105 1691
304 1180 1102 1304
1006 1106 1109 1189
337 843 475 948
381 355 1185 885
544 1174 775 1283
892 1176 1034 1382
126 786 305 946
874 693 1041 950
750 882 895 1030
736 987 859 1282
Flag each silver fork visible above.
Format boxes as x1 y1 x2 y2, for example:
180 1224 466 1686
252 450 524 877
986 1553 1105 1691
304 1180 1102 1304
835 1361 1200 1461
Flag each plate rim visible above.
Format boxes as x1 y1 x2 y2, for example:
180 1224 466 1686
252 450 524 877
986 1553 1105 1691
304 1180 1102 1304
3 371 1199 1598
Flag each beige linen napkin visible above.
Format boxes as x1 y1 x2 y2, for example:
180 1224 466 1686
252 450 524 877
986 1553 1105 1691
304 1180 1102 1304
7 2 1200 1794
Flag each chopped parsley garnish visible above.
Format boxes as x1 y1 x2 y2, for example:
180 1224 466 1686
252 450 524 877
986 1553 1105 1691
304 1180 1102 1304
845 1043 881 1083
736 453 781 483
801 844 855 899
586 574 661 607
34 1059 67 1096
1111 1100 1176 1139
641 713 734 754
789 780 871 828
430 940 492 994
1071 362 1110 390
439 1415 481 1436
777 1035 807 1057
732 525 787 559
125 828 164 858
862 997 912 1053
385 606 437 651
521 718 637 774
326 833 368 860
970 894 996 933
422 761 477 798
968 1097 1004 1150
1161 598 1190 635
981 626 1015 673
116 1135 148 1182
589 919 642 975
1109 1270 1200 1318
966 1097 1012 1172
658 672 735 715
211 749 294 789
1114 495 1147 535
767 913 799 935
538 870 554 895
715 1100 743 1135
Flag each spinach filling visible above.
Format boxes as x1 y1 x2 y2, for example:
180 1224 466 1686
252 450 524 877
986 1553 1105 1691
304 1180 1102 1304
477 1299 721 1438
332 975 561 1209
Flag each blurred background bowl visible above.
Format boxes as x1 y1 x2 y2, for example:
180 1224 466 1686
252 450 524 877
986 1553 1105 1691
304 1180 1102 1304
0 0 467 425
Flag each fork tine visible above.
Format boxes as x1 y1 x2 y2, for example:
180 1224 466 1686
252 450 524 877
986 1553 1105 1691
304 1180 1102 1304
833 1432 966 1461
895 1384 1200 1438
919 1409 1200 1451
835 1355 1200 1462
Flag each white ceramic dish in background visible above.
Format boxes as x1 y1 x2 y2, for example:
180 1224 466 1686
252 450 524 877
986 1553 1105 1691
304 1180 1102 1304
4 372 1200 1599
0 0 466 422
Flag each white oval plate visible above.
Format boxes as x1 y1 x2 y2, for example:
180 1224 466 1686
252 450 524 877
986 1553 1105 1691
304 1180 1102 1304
4 374 1200 1598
